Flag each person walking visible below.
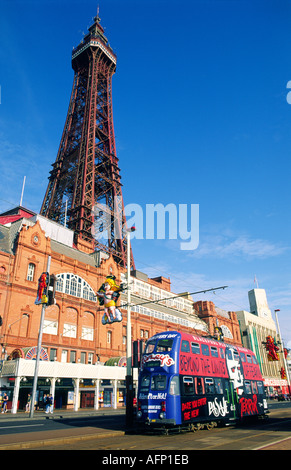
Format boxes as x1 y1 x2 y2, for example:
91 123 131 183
1 392 8 413
48 394 54 414
25 394 31 413
44 394 50 414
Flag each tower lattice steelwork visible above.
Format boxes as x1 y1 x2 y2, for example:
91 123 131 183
41 14 133 268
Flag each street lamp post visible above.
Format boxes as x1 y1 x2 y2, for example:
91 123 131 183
274 309 291 396
30 255 51 418
125 227 135 427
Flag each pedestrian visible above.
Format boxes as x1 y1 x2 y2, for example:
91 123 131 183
25 394 31 413
49 394 54 414
1 392 8 413
44 394 50 414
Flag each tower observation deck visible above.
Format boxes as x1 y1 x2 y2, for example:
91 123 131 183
40 14 133 268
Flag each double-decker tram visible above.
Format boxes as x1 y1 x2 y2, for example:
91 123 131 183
137 331 269 432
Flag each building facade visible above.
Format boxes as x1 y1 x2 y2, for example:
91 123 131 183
236 289 290 396
0 208 243 411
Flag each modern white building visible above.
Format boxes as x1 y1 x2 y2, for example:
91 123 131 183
236 289 290 396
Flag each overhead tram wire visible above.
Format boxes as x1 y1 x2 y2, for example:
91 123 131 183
120 285 228 310
132 256 249 312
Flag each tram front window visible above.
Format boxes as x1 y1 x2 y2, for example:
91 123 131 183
151 374 167 391
145 340 156 354
140 374 151 392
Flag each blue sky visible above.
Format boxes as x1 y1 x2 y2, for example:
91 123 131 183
1 0 291 348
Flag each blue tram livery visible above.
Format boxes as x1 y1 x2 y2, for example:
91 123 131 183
137 331 268 430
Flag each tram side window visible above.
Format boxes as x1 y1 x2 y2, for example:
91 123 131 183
214 378 224 394
219 348 225 359
211 347 218 358
246 354 252 364
191 342 200 354
195 377 204 395
251 381 258 394
240 353 246 362
245 381 252 394
201 344 209 356
151 374 167 391
183 377 194 395
233 351 240 362
181 340 190 352
205 378 215 394
257 381 264 394
169 376 180 395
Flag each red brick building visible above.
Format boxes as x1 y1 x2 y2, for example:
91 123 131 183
0 207 242 366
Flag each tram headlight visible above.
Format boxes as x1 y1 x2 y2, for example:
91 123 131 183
137 410 142 418
159 412 165 419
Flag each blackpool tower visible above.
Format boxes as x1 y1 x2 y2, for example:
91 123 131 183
41 13 133 268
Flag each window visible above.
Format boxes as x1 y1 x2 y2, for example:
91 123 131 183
195 377 204 395
56 273 97 302
191 342 200 354
251 381 258 394
140 375 151 392
145 340 156 354
63 323 77 338
81 327 94 341
169 376 180 395
246 354 252 364
205 378 215 394
219 348 225 359
257 381 264 394
211 347 218 358
43 320 58 335
151 374 167 391
70 350 76 363
88 353 94 364
181 340 190 352
201 344 209 356
214 379 224 394
240 352 246 362
27 263 35 281
252 356 258 365
157 339 173 352
61 350 68 363
245 381 252 394
80 352 86 364
107 330 112 344
49 348 57 361
233 351 240 362
183 376 194 395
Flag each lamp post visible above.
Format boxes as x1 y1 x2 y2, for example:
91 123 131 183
274 309 291 396
30 255 51 418
125 226 135 427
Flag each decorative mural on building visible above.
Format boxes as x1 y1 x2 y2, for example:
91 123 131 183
263 335 279 361
280 367 287 379
97 275 124 325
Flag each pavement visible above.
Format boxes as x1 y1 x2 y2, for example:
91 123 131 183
1 401 291 450
0 407 129 450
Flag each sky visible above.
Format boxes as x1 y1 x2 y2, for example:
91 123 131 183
1 0 291 349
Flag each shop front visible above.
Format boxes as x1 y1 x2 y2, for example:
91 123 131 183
264 377 289 398
0 358 138 413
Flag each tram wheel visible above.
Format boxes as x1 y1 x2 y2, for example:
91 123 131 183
190 423 198 432
206 421 216 430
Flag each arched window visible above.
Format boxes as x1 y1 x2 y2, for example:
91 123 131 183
27 263 35 281
56 273 96 302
